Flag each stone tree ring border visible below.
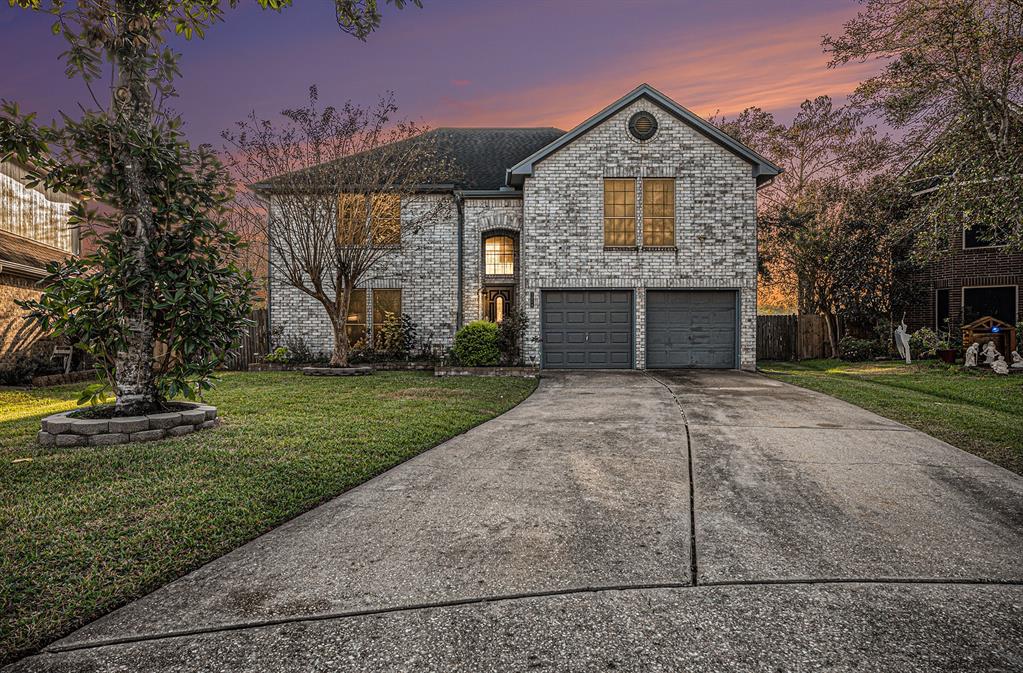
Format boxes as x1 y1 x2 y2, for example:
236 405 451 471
628 111 659 142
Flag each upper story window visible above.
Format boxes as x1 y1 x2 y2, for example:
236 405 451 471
642 178 675 247
484 235 515 275
964 222 1008 250
338 193 401 246
603 178 636 247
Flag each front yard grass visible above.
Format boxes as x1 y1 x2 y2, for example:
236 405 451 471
0 371 537 665
760 359 1023 476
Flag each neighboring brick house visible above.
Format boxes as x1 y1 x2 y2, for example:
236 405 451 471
902 142 1023 338
0 159 79 368
267 84 780 370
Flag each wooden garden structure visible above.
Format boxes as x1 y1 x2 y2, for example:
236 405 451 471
961 316 1017 356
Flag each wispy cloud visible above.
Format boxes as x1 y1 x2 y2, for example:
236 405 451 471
426 9 876 129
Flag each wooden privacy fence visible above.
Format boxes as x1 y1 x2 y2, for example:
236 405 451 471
757 314 829 361
225 308 268 371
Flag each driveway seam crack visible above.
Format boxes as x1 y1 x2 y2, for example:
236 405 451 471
644 372 698 586
40 578 1023 656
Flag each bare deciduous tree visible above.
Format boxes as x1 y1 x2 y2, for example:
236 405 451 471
223 87 458 367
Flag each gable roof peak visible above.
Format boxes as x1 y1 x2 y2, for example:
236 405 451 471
505 83 782 187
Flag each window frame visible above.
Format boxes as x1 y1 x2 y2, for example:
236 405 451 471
345 288 368 344
935 288 951 333
603 178 637 248
642 178 676 248
963 221 1010 250
483 234 516 276
337 193 401 247
961 284 1018 325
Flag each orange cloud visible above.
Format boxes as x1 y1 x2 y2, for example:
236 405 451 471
427 9 877 129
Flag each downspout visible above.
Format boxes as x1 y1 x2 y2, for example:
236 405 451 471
454 191 465 331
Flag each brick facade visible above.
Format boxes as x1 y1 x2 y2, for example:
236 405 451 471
269 195 460 356
268 90 763 369
0 273 48 367
905 242 1023 334
519 98 758 369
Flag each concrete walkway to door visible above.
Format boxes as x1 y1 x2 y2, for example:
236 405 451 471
6 371 1023 672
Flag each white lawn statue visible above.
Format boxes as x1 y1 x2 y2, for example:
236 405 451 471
992 355 1010 375
1011 351 1023 369
982 340 1001 366
894 321 912 364
964 342 980 368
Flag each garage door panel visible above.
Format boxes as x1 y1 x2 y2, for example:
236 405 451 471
542 290 633 369
646 290 737 369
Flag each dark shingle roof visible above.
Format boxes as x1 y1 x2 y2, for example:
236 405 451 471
255 127 565 193
427 127 565 190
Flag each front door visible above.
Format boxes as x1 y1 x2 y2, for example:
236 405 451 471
483 287 514 323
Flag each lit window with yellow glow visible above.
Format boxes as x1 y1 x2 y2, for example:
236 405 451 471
642 179 675 247
484 235 515 275
337 193 400 246
603 178 636 247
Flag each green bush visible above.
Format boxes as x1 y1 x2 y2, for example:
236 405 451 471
496 307 528 366
452 321 500 366
909 327 943 357
839 336 882 361
374 312 418 359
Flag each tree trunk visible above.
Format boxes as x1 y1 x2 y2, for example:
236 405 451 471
112 2 157 415
824 311 840 358
328 284 353 367
330 322 352 368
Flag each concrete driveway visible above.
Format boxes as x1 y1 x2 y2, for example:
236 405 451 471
7 371 1023 672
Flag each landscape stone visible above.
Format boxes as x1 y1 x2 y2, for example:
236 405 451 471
90 433 129 446
129 429 167 442
68 418 109 436
42 412 73 434
109 416 149 434
55 433 85 447
37 431 55 446
147 412 182 429
168 424 194 437
178 408 207 425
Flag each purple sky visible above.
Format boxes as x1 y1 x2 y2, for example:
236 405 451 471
1 0 877 147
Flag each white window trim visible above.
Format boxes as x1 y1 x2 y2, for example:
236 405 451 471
960 284 1019 325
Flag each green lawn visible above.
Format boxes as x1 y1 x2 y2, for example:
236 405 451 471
0 371 537 665
760 360 1023 476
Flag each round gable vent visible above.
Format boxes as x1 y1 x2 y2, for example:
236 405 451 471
628 111 658 141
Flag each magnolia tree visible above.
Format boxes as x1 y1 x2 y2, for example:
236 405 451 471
223 89 457 367
825 0 1023 253
0 0 421 414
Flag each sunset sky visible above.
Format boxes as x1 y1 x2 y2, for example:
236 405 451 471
1 0 878 146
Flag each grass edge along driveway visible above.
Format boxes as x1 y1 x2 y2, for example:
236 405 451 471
0 371 537 666
760 359 1022 477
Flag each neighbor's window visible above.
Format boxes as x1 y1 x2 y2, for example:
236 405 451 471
642 178 675 247
964 221 1009 249
338 193 401 246
962 286 1017 325
346 289 367 343
373 288 402 327
935 288 950 332
604 178 636 247
484 235 515 275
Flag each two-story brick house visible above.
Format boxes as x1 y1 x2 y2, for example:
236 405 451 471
268 84 780 370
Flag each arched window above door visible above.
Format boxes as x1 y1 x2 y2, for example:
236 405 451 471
484 235 515 276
